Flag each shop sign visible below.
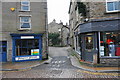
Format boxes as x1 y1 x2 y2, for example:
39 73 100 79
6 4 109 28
21 36 34 39
100 46 104 56
31 49 39 55
15 56 39 61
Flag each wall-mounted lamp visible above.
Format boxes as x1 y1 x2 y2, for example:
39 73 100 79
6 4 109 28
84 18 89 22
10 8 15 11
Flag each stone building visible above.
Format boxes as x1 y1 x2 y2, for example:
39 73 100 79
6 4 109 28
48 19 69 46
69 0 120 66
0 0 48 62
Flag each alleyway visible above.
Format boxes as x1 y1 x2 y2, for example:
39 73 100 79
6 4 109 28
2 47 119 78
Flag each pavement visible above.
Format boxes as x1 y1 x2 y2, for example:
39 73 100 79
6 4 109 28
70 55 120 73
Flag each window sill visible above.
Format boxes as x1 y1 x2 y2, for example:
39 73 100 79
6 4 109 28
100 56 120 59
18 29 31 31
105 10 120 14
19 10 31 12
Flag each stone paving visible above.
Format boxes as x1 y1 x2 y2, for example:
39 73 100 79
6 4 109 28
1 47 120 78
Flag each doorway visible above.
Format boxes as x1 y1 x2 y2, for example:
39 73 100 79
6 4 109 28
0 41 7 62
81 33 98 62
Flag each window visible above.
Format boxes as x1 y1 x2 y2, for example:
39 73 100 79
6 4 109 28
100 32 120 57
20 16 31 29
106 0 120 12
21 1 30 11
15 39 39 56
85 36 93 50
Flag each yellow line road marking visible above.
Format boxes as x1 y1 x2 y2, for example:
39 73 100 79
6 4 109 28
77 70 119 76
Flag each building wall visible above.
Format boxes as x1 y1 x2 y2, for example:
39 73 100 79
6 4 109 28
48 20 69 46
69 0 120 49
70 0 120 28
69 0 76 49
88 2 120 20
2 2 47 33
1 1 48 61
48 20 63 33
69 0 120 65
100 58 120 66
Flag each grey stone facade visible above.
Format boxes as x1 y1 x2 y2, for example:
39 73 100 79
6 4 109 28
0 0 48 62
69 0 120 66
48 19 69 46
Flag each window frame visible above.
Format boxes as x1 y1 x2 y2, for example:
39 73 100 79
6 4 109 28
85 36 94 50
106 0 120 13
20 16 31 30
21 1 30 11
15 39 39 56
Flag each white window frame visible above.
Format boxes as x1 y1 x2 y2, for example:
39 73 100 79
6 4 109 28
20 16 31 30
106 0 120 13
21 1 30 11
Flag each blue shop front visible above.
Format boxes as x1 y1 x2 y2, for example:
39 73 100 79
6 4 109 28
11 34 42 62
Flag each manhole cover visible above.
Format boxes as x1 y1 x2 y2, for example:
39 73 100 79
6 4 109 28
44 62 49 64
50 70 62 74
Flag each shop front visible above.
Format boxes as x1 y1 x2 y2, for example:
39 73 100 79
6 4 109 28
77 19 120 65
11 34 42 62
99 31 120 66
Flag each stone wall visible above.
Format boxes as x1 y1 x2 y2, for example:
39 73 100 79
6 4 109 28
100 58 120 66
87 2 120 20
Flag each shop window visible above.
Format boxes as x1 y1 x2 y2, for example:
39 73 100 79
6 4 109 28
20 16 31 29
21 1 30 11
100 32 120 57
15 39 39 56
85 36 93 50
106 0 120 12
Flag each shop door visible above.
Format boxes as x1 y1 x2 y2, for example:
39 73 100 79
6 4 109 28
0 41 7 62
81 33 98 62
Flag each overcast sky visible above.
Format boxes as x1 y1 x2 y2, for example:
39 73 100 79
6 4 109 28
47 0 70 25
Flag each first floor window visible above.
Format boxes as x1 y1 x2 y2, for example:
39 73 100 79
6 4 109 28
21 1 30 11
106 0 120 12
15 39 39 56
20 16 31 29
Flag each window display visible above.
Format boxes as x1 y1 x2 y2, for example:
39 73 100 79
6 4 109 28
15 39 39 56
100 32 120 57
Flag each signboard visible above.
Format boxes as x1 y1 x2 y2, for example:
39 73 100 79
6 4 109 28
21 36 34 39
100 46 104 56
31 49 39 55
15 56 39 61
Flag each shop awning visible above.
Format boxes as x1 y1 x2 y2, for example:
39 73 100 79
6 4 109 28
78 19 120 33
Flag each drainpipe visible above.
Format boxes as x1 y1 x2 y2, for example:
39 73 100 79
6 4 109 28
44 6 48 59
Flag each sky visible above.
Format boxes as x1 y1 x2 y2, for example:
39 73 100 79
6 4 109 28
47 0 70 25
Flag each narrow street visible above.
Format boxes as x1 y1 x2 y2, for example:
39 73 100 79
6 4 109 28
2 47 119 78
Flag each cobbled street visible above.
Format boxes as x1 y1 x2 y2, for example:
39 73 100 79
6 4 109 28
2 47 119 78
